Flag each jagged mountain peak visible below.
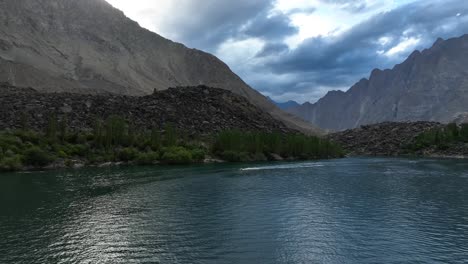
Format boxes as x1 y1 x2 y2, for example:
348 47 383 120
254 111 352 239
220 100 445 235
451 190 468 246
287 34 468 131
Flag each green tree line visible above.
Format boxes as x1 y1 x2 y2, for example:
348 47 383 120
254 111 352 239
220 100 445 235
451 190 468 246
213 130 344 162
407 123 468 151
0 114 344 171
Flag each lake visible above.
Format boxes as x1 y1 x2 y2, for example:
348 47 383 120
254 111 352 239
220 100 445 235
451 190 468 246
1 158 468 263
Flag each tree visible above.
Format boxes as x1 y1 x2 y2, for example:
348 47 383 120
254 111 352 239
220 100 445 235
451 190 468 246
164 123 177 147
59 115 68 142
446 123 459 140
19 112 28 131
460 123 468 142
150 129 162 150
93 118 104 147
46 113 58 141
104 115 127 147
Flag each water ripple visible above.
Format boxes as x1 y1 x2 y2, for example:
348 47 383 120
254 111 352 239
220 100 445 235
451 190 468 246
1 158 468 263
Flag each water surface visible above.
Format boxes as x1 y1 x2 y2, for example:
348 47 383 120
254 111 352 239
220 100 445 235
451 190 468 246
1 158 468 263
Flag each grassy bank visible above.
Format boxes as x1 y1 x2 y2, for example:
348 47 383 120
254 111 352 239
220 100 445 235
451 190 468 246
0 115 344 172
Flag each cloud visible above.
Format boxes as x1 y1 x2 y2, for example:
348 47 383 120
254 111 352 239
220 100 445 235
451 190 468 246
259 0 468 101
384 37 421 57
256 43 289 57
318 0 369 12
107 0 468 103
108 0 274 51
242 12 298 40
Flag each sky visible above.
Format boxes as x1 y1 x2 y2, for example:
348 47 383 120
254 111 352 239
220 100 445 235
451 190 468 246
106 0 468 103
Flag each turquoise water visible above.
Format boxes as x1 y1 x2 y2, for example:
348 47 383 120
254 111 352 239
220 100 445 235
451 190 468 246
1 158 468 263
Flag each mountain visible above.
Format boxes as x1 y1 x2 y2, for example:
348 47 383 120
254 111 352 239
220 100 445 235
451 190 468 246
0 0 317 133
268 97 300 110
288 35 468 131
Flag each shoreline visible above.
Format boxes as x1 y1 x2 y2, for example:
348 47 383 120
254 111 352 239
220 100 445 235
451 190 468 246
345 153 468 160
8 154 468 174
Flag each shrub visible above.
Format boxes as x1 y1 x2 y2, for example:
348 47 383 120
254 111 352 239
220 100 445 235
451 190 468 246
23 147 54 166
57 150 68 159
68 144 89 156
118 147 139 162
190 148 206 161
161 147 192 164
0 155 23 171
14 130 40 144
135 151 160 165
64 159 74 168
0 133 23 151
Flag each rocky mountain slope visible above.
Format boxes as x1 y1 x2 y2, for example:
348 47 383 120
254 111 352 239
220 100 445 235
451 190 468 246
0 83 295 134
288 35 468 131
329 122 442 156
0 0 316 133
329 122 468 158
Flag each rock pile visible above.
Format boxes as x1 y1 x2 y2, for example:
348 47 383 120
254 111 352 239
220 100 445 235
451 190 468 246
329 122 443 156
0 83 295 134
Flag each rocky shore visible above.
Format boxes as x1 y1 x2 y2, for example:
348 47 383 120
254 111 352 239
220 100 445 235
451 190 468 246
0 83 295 134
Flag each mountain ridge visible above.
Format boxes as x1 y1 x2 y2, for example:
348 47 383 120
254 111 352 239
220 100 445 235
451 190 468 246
288 34 468 131
268 97 300 110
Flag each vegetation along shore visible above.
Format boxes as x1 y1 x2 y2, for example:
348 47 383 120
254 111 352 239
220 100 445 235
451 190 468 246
0 117 343 172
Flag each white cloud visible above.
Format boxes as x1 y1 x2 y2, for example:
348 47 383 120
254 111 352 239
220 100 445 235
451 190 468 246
216 38 265 71
378 36 393 46
285 12 346 48
384 37 421 57
106 0 170 33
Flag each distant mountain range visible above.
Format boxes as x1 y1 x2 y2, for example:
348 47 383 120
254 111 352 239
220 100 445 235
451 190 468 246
287 35 468 131
268 97 300 110
0 0 317 133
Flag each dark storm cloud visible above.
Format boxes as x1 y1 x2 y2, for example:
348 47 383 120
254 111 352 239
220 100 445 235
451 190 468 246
255 43 289 57
159 0 272 51
154 0 468 103
242 12 298 40
265 0 468 91
160 0 297 52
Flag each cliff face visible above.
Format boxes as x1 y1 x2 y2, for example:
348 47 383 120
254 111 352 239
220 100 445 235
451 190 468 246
0 0 317 133
288 35 468 131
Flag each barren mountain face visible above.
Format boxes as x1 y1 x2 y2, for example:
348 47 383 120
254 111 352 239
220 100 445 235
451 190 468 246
0 0 317 133
288 35 468 131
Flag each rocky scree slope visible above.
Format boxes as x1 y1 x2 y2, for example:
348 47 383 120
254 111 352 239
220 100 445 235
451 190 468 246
0 83 295 134
288 35 468 131
329 122 443 156
0 0 317 134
